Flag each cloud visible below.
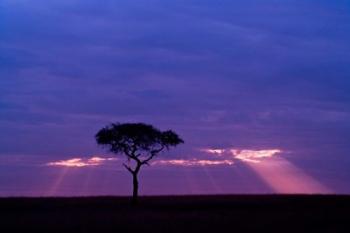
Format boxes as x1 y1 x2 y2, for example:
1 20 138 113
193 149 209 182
149 148 281 168
201 148 282 163
152 159 234 167
200 148 226 155
46 156 117 167
232 149 282 163
46 156 234 168
1 0 350 194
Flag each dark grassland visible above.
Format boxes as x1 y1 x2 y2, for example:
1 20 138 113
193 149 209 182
0 195 349 233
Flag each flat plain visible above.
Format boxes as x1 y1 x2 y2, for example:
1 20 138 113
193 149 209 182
1 195 349 233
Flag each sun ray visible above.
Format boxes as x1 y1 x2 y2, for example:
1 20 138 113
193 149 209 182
201 166 223 194
231 149 331 194
244 157 332 194
47 166 70 196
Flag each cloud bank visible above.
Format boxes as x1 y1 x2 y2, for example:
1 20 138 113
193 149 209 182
1 0 350 194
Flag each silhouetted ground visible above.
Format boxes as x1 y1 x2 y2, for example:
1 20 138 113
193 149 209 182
0 195 349 232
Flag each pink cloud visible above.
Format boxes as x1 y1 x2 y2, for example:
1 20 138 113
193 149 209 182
46 156 117 168
200 147 331 193
152 159 234 167
231 149 281 163
200 148 226 156
201 148 281 163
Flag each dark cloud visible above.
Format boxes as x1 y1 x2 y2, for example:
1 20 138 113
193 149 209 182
1 0 350 194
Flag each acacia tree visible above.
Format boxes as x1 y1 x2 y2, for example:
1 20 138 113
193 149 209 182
95 123 184 204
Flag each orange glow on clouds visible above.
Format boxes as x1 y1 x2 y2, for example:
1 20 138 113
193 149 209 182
202 147 331 193
201 148 281 163
232 149 281 163
47 156 116 167
152 159 234 167
45 148 331 194
201 149 226 155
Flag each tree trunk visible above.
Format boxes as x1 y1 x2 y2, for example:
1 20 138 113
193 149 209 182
132 173 139 205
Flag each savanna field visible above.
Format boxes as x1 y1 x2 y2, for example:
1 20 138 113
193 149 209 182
1 195 350 233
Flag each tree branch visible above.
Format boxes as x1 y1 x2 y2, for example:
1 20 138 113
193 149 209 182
123 163 134 174
141 145 165 165
123 147 141 164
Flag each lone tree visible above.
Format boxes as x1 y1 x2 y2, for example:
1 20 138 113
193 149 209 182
95 122 184 204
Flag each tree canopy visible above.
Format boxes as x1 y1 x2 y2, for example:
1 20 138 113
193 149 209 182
96 123 184 163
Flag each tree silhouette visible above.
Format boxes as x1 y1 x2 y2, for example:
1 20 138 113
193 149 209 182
95 123 184 204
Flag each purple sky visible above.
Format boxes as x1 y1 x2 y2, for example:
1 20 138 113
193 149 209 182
1 0 350 196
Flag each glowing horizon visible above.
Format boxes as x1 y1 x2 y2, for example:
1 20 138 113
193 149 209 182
27 148 333 195
45 149 282 168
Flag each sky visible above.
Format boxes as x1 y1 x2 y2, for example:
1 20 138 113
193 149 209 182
1 0 350 196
